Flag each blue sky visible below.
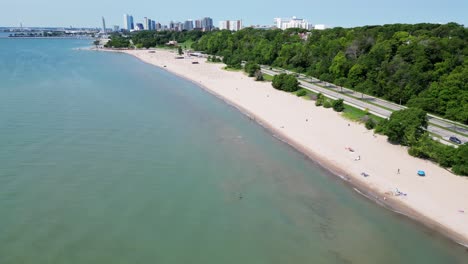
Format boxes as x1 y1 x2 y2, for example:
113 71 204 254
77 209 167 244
1 0 467 28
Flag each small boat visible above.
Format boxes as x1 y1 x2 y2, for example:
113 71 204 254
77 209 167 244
417 170 426 176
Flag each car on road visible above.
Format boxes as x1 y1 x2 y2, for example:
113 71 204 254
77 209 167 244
449 136 462 144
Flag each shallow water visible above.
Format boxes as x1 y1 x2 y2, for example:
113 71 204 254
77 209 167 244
0 39 466 263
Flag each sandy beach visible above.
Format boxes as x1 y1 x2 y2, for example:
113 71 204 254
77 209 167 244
106 48 468 246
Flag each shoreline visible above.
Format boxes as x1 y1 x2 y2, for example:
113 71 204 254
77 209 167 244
99 48 468 247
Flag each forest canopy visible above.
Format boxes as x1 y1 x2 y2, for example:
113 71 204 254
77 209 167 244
192 23 467 124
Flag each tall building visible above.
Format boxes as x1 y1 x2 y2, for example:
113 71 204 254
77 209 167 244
123 14 134 30
184 20 194 31
219 20 242 31
135 23 144 30
151 20 156 31
194 19 202 29
113 25 120 32
274 16 312 30
230 20 242 31
101 17 106 33
156 22 162 31
175 22 182 31
144 17 150 30
219 20 230 30
201 17 213 31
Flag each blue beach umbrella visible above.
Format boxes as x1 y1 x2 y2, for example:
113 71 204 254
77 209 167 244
417 170 426 176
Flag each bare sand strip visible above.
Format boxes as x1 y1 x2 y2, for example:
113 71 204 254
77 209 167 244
104 48 468 246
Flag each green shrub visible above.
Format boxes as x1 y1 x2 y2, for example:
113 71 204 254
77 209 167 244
244 62 261 77
323 100 332 108
296 89 308 97
315 93 324 106
365 118 376 130
332 99 345 112
272 73 299 92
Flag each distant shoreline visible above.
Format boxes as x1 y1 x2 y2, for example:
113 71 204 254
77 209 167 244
96 47 468 248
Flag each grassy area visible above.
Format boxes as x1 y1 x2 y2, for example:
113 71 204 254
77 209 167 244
292 88 315 100
263 73 274 82
311 82 395 112
181 40 194 49
342 105 384 123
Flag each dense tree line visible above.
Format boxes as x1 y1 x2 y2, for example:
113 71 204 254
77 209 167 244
192 24 468 124
105 30 205 49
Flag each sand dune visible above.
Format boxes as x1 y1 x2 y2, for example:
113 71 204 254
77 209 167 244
109 48 468 246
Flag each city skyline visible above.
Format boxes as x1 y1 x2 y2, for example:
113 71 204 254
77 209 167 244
0 0 467 28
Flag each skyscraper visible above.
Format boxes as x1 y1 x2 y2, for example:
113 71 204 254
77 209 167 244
230 20 242 31
101 17 106 33
184 20 194 31
123 14 134 31
144 17 149 30
219 20 230 30
194 20 202 29
201 17 213 31
219 20 242 31
151 20 156 31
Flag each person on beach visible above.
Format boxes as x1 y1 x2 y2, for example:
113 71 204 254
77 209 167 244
397 168 400 174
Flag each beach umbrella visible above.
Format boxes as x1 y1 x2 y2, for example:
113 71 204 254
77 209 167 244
417 170 426 176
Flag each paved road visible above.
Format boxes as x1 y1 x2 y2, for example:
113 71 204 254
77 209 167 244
261 67 468 145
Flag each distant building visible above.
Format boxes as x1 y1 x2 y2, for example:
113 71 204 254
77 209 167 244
101 17 106 33
123 14 134 30
201 17 213 31
113 25 119 32
144 17 150 30
250 25 275 30
313 24 327 30
194 19 202 30
169 22 183 31
274 16 312 30
219 20 229 30
151 20 156 31
156 22 162 31
135 23 144 31
184 20 194 31
219 20 242 31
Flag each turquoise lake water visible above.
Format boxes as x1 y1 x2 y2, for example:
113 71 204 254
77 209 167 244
0 39 466 263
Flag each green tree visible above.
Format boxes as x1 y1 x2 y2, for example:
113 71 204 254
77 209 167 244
272 73 299 92
244 62 261 77
365 118 376 130
380 108 428 145
332 99 345 112
178 46 183 55
315 93 325 106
